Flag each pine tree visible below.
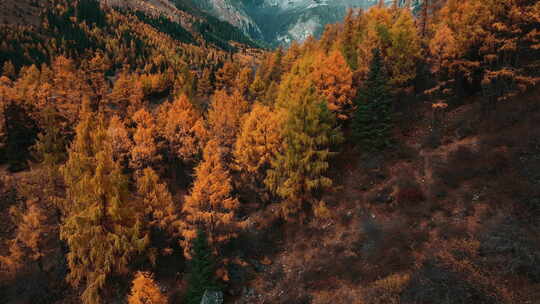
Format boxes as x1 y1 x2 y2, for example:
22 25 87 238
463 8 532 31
352 49 393 151
185 230 220 304
128 271 168 304
60 103 148 304
266 83 342 219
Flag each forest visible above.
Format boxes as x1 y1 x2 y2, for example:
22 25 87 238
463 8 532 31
0 0 539 303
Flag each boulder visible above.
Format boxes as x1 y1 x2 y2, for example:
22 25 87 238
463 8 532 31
200 290 223 304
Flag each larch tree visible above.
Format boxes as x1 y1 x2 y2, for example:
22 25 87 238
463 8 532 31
196 68 213 98
214 61 239 92
60 104 148 304
207 90 249 154
157 94 206 164
2 60 16 79
180 139 240 258
107 115 133 167
352 48 393 151
0 199 53 275
127 271 168 304
107 71 144 118
85 51 111 101
135 167 179 260
32 106 67 170
355 6 393 81
234 67 253 98
31 106 67 199
266 81 343 220
341 8 359 70
130 109 162 173
233 103 285 190
248 74 267 102
312 50 357 120
387 9 422 87
51 56 92 126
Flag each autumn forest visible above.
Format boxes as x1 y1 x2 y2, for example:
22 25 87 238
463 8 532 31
0 0 540 303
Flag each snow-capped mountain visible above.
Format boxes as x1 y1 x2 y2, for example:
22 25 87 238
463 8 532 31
194 0 383 46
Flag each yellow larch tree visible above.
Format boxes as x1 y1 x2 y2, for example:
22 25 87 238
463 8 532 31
233 103 285 188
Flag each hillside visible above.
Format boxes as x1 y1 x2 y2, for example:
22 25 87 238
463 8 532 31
0 0 539 304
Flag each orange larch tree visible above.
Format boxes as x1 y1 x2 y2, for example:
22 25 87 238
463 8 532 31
180 139 240 257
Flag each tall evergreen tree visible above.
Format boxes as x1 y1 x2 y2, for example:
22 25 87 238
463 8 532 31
185 230 220 304
352 49 393 151
60 102 148 304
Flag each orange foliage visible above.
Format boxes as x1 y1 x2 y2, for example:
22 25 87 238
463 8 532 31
130 109 162 172
128 271 168 304
312 50 356 120
157 94 206 163
207 90 249 152
180 139 240 257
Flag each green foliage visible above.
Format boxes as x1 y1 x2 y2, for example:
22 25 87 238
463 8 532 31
266 83 343 219
352 48 393 151
185 230 220 304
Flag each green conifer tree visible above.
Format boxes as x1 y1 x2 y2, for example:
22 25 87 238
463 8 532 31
60 102 148 304
185 230 220 304
352 49 393 151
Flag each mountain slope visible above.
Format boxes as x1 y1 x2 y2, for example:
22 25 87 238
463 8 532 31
196 0 380 46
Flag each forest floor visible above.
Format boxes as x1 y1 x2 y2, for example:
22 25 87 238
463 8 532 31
230 89 540 304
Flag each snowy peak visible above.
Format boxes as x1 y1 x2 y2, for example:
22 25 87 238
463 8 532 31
198 0 384 46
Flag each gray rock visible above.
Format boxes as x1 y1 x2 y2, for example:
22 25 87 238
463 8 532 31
201 290 223 304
